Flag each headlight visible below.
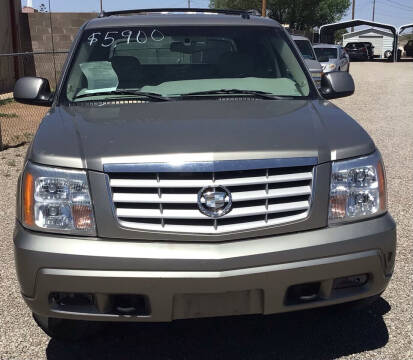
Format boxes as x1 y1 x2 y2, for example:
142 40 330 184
328 152 387 224
327 64 336 71
22 162 96 235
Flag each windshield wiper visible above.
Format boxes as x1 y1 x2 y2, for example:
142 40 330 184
175 89 292 100
73 89 171 102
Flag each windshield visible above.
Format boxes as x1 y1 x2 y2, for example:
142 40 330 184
293 40 316 60
314 48 338 60
63 26 311 102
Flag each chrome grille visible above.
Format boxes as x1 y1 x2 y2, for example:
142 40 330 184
106 161 315 234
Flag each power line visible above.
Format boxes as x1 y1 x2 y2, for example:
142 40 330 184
374 9 413 19
377 0 413 13
384 0 413 10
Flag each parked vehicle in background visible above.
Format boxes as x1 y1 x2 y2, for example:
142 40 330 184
314 44 350 73
404 40 413 57
359 42 375 60
292 35 323 87
13 9 396 341
344 42 369 61
384 48 402 61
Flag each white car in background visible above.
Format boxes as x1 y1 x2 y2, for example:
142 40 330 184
313 44 350 73
292 35 323 87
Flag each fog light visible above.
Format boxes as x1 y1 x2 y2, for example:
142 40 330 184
333 274 369 289
49 292 95 307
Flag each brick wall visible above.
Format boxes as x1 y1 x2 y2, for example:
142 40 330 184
21 12 97 87
26 12 97 52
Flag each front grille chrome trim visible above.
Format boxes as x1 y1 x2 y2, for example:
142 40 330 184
109 172 313 188
118 211 309 234
112 185 312 204
106 158 316 234
116 200 310 219
104 157 318 173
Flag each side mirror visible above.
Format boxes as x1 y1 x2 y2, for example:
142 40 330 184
14 77 53 106
317 56 329 63
320 71 355 99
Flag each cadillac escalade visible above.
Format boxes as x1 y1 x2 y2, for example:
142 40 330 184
13 9 396 340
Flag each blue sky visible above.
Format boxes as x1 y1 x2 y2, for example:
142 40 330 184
342 0 413 28
23 0 413 29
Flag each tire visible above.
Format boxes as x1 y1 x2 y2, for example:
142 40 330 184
33 313 104 341
347 63 350 72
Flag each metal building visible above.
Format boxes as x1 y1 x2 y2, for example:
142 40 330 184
342 28 394 59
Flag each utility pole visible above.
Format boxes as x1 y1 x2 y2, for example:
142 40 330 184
372 0 376 21
100 0 103 14
351 0 355 32
262 0 267 17
188 0 190 8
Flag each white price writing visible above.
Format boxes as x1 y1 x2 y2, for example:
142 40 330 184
87 32 101 46
121 29 132 44
136 30 147 44
87 29 165 47
101 31 118 47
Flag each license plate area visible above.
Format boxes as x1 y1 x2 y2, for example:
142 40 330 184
172 289 264 320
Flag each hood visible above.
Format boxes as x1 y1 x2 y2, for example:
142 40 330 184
303 59 323 73
29 99 375 171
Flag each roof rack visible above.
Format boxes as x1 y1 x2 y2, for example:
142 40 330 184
98 8 254 19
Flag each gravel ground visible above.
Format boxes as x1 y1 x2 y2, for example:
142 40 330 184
0 98 47 147
0 62 412 359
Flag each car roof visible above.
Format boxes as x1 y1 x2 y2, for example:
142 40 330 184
313 43 341 48
291 35 310 41
85 12 280 30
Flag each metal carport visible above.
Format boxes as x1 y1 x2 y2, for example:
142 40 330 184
319 19 398 62
399 24 413 58
399 23 413 35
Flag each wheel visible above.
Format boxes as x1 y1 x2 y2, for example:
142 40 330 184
33 313 104 341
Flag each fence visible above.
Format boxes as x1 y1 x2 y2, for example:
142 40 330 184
0 50 68 150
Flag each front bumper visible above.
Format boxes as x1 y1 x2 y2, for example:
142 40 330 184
14 214 396 322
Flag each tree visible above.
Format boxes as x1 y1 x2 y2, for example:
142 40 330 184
210 0 350 30
334 28 348 44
